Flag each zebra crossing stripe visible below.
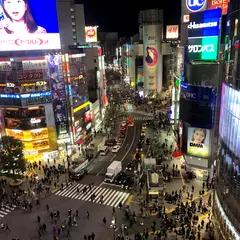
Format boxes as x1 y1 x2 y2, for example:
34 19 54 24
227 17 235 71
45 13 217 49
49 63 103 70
55 183 130 208
0 205 16 219
103 190 116 205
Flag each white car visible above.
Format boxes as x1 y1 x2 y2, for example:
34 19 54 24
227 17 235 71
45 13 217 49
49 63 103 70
112 145 120 153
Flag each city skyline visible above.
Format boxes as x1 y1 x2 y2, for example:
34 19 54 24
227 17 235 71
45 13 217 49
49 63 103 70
77 0 181 36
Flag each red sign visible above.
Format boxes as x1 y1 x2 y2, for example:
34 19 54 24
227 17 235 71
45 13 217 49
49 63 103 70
18 72 43 81
85 110 93 123
208 0 228 15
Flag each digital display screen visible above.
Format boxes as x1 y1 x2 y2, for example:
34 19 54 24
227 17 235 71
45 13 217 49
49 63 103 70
0 0 60 51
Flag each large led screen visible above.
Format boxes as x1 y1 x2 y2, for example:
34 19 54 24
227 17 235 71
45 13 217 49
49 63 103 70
187 127 210 157
219 83 240 157
0 0 60 51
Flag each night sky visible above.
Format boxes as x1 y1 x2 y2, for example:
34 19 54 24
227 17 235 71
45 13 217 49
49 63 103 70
76 0 181 37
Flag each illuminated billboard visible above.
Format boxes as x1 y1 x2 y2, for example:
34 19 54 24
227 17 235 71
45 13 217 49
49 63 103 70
187 127 210 157
188 36 219 60
208 0 228 15
85 26 98 43
166 25 179 39
188 9 221 61
0 0 60 51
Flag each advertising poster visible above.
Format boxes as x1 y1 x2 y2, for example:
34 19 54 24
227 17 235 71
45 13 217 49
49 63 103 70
48 55 68 139
137 66 144 83
187 127 210 157
0 0 60 51
143 24 162 93
166 25 179 39
85 26 97 43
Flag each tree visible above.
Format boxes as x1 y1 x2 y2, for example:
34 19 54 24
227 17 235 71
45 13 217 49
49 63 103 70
103 89 127 135
0 136 26 179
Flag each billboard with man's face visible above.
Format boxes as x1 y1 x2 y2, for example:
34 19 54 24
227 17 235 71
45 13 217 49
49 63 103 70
0 0 60 51
187 127 210 157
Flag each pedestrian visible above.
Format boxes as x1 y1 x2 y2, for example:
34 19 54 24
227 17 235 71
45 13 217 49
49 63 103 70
103 217 106 225
92 232 95 240
66 229 70 237
84 235 87 240
6 224 11 231
86 211 89 219
46 204 49 212
88 235 91 240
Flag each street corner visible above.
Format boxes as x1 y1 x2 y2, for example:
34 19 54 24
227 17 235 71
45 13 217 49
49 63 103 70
125 194 134 206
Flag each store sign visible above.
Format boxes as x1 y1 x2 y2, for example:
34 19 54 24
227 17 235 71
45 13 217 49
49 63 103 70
85 26 98 43
30 118 41 124
18 72 43 81
208 0 228 15
186 0 207 12
183 15 190 23
182 0 207 17
166 25 179 39
0 0 60 51
188 8 221 38
187 127 210 157
188 36 219 60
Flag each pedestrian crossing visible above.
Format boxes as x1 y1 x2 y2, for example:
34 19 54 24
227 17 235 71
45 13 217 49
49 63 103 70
0 205 16 220
55 183 130 208
122 116 154 121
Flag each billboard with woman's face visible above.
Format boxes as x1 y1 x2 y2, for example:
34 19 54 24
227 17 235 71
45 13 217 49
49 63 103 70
187 127 210 157
0 0 60 51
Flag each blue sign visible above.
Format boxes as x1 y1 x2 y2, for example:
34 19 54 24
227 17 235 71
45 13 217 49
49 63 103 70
181 83 217 103
186 0 207 12
0 92 52 99
188 8 221 38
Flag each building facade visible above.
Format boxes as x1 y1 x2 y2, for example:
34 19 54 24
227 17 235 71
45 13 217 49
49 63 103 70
214 1 240 239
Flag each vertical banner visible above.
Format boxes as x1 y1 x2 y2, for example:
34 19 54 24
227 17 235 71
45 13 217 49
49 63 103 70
143 24 163 95
48 55 69 140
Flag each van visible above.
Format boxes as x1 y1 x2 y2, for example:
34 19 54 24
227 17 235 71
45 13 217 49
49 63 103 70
99 146 109 156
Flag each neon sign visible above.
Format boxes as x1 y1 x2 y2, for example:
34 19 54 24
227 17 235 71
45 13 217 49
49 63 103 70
0 92 51 99
188 44 215 53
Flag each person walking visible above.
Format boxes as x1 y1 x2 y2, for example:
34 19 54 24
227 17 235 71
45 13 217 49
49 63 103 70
103 217 106 225
86 211 89 219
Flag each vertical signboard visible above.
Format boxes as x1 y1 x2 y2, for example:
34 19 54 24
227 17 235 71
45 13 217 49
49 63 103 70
143 24 163 95
85 26 98 43
48 55 68 140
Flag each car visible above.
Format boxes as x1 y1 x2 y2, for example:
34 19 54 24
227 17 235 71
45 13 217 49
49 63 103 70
136 142 143 152
121 120 127 127
126 161 137 171
70 169 88 181
122 176 134 190
105 139 116 146
142 123 147 130
120 126 126 132
112 145 120 153
114 172 127 185
141 129 146 136
120 132 125 138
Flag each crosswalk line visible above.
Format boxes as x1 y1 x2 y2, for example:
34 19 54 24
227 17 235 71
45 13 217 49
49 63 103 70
103 190 116 205
0 205 16 220
54 183 130 207
110 192 125 207
81 186 98 201
107 191 121 206
72 184 85 199
94 188 111 203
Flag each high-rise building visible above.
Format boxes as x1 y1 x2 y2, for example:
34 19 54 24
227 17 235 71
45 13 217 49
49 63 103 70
57 0 85 49
139 9 164 96
213 1 240 239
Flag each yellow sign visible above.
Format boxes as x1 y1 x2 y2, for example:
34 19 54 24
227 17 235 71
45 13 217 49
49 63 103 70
6 128 49 141
73 101 90 113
